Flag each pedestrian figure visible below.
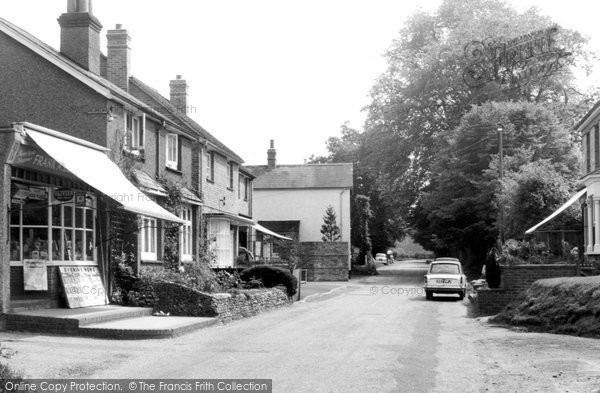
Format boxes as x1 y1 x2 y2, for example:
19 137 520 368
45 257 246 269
485 247 502 288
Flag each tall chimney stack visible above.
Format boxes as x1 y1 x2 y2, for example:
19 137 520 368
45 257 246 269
106 24 131 91
58 0 102 74
170 75 188 115
267 140 276 168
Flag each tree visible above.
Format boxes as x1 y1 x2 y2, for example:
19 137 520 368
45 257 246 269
412 101 580 271
320 206 341 242
361 0 590 243
352 195 373 264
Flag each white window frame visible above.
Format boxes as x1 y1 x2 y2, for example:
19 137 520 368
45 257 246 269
180 205 193 262
124 113 145 154
166 133 179 170
141 217 158 261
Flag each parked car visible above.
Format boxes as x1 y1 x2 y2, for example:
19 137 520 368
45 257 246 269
375 253 387 263
424 258 467 300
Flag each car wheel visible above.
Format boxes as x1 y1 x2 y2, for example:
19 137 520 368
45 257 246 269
458 291 465 300
425 291 433 300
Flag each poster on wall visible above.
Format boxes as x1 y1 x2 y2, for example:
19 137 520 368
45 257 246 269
23 259 48 291
58 266 108 308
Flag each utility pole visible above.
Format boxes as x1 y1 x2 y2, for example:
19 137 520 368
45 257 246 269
497 124 504 245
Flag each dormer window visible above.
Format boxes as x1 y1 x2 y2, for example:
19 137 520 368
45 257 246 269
124 112 145 154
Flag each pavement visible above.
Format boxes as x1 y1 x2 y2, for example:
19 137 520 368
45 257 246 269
2 260 600 392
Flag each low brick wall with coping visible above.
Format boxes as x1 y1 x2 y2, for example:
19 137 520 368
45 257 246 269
476 264 577 316
152 281 290 322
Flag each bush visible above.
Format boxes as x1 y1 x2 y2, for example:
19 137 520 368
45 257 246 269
240 265 298 297
0 363 27 392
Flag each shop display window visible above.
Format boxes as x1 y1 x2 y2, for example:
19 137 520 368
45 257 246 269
9 183 96 265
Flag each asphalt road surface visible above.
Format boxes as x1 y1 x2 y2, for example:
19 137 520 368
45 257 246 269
3 260 600 392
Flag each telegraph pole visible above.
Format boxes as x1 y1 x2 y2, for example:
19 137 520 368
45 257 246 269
497 124 504 245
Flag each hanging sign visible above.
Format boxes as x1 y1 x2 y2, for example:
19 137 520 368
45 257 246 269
59 266 108 308
23 259 48 291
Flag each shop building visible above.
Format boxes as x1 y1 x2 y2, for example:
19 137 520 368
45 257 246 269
0 0 286 312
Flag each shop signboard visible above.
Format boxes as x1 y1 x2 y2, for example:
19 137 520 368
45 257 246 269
59 266 108 308
9 143 75 179
23 259 48 291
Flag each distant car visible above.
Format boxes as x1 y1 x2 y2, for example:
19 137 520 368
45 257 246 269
375 253 387 263
424 259 467 300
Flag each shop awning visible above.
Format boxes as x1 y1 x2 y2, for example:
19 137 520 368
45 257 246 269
25 126 184 223
253 223 293 240
205 212 255 225
525 188 586 234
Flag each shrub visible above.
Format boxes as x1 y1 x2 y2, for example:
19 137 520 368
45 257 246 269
240 265 298 297
0 363 26 391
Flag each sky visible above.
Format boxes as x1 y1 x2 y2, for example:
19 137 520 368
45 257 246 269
1 0 600 165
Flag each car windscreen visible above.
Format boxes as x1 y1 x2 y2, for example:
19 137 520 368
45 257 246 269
429 263 460 274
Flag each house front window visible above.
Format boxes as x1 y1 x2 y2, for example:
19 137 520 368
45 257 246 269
141 217 157 261
9 183 97 265
228 162 234 190
125 113 145 153
180 205 193 262
206 151 215 181
166 134 178 170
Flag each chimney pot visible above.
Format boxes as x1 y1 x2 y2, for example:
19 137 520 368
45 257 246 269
116 23 122 29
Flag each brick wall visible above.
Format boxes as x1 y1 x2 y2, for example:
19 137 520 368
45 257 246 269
477 264 577 316
298 242 349 281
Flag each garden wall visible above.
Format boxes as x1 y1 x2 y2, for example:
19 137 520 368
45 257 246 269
153 282 290 322
477 264 577 316
298 242 349 281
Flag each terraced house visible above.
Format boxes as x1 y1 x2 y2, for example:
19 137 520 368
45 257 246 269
0 0 275 313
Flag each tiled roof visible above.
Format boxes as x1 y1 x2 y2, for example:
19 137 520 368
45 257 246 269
0 17 172 126
245 163 353 189
129 77 244 163
0 16 244 164
132 169 167 196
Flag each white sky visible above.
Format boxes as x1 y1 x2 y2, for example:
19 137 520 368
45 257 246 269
1 0 600 165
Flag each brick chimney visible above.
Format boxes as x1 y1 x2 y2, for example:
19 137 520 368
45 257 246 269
267 140 276 168
170 75 188 115
57 0 102 74
106 24 131 91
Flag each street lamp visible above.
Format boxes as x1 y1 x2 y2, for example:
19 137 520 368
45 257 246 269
497 123 504 245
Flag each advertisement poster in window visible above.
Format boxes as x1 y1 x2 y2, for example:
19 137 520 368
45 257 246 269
23 259 48 291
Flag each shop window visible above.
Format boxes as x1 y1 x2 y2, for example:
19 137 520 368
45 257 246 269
9 183 96 265
180 206 193 262
141 217 158 261
166 134 179 170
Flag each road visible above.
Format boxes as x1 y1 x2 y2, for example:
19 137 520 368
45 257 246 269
2 260 600 392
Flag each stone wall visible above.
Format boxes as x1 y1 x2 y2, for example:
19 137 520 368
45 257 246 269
477 264 577 316
152 281 290 322
298 242 349 281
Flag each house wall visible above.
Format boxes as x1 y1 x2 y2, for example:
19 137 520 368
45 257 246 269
252 188 351 243
0 32 108 146
201 149 250 217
